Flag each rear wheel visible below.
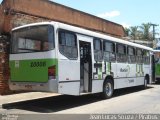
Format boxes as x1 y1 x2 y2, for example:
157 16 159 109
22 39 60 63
102 79 114 99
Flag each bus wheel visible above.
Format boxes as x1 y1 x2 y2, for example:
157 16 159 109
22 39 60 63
102 79 114 99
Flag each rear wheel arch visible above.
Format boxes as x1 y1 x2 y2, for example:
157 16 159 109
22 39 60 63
102 75 114 99
104 75 114 88
142 74 150 89
145 74 150 84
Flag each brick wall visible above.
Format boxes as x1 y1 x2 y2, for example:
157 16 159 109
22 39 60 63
0 36 10 95
1 0 125 37
0 5 4 34
11 13 49 29
0 53 9 95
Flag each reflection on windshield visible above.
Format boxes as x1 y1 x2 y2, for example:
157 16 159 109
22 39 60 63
11 25 54 54
155 58 160 63
155 53 160 63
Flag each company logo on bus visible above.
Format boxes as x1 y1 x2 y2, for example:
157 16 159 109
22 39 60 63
120 65 130 73
120 68 128 72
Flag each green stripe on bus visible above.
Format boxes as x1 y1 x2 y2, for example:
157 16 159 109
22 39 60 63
97 62 102 79
99 67 102 72
107 63 110 72
9 59 58 83
97 74 100 79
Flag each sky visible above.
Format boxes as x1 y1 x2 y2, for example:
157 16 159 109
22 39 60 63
0 0 160 35
51 0 160 36
50 0 160 27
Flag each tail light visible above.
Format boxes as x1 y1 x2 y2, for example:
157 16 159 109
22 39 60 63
48 66 56 79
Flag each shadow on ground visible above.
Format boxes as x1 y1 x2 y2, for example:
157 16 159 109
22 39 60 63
2 86 153 113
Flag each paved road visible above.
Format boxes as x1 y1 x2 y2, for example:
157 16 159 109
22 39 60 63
1 84 160 114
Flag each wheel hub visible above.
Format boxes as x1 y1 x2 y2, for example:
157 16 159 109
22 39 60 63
105 83 112 96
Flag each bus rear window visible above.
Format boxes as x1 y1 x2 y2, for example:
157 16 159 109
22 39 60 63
11 25 55 53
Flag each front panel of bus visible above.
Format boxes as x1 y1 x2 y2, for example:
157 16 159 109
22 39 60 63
9 24 58 92
154 52 160 81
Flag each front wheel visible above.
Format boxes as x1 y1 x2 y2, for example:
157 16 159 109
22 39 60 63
102 79 114 99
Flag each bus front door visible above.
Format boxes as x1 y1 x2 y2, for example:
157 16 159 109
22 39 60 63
79 41 92 93
152 54 155 83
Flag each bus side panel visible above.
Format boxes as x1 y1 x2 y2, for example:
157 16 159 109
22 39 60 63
136 77 144 86
58 82 80 95
92 61 118 93
114 63 137 89
111 63 117 79
92 80 103 93
114 78 135 89
58 59 80 95
143 64 151 76
116 63 129 78
135 64 144 85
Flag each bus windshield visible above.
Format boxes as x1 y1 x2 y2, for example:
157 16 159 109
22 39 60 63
155 52 160 63
11 25 55 53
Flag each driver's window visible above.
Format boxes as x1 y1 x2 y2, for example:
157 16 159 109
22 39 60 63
155 53 160 63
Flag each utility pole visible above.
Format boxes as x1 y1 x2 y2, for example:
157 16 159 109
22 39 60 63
150 23 158 48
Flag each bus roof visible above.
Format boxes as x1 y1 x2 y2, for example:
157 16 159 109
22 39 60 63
12 21 153 51
153 50 160 52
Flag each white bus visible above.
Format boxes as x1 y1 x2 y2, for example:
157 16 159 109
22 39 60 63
9 21 153 99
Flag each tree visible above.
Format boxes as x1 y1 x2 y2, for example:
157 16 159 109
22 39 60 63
129 26 140 40
124 28 130 37
140 23 153 40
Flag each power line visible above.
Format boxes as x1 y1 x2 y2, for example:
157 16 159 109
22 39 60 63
149 23 158 48
150 23 158 40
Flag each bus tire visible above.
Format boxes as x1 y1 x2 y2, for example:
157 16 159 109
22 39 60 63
102 79 114 99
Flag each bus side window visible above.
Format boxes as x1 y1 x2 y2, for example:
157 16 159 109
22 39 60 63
128 46 136 63
94 38 102 61
103 41 115 62
143 50 150 64
136 48 143 63
116 44 127 63
59 30 78 59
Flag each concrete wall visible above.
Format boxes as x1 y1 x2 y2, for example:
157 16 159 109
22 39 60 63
0 0 125 37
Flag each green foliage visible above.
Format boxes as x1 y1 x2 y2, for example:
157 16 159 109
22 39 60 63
125 23 153 41
140 23 152 40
